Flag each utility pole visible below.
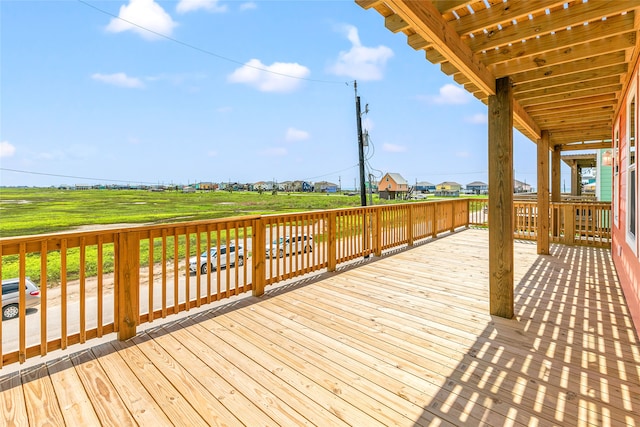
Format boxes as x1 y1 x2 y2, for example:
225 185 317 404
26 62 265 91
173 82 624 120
355 81 367 207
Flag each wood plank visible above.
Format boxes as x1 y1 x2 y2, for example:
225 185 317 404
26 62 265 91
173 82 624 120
167 320 316 426
91 342 174 425
129 332 241 426
146 324 278 427
20 364 65 426
70 349 137 427
0 371 29 425
47 356 101 426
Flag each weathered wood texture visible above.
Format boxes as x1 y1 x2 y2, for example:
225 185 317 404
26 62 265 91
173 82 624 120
1 229 638 426
488 76 515 319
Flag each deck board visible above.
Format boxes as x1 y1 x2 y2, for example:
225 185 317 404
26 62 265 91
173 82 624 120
1 228 639 426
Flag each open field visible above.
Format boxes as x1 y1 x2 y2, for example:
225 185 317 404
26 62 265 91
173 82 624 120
0 188 389 238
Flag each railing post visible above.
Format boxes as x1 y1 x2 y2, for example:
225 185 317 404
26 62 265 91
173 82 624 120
117 231 140 341
327 211 337 271
563 204 575 245
450 201 455 232
374 207 382 256
465 199 470 228
252 218 266 296
407 205 414 246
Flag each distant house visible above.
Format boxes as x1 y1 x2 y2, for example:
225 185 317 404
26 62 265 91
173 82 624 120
415 181 436 193
514 179 532 193
378 173 409 200
195 182 216 191
466 181 488 195
435 181 462 197
314 181 338 193
290 180 313 192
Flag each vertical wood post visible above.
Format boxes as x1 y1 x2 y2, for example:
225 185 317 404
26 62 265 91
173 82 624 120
407 205 414 246
117 231 140 341
252 219 266 296
488 77 514 319
537 130 550 254
374 208 382 256
552 146 562 237
563 204 576 245
327 212 337 271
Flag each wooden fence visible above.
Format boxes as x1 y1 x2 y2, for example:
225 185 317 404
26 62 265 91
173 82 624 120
0 198 610 367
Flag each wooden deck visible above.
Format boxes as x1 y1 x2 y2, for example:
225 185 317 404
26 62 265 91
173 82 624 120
1 228 639 426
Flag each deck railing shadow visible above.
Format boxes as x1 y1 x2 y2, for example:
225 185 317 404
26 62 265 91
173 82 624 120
416 243 640 426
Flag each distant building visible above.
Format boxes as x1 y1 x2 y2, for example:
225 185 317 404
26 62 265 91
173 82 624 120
378 173 409 200
514 179 532 193
466 181 488 195
435 181 462 197
314 181 338 193
415 181 436 193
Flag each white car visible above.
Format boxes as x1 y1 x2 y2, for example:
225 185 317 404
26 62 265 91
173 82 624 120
189 244 244 275
266 235 313 258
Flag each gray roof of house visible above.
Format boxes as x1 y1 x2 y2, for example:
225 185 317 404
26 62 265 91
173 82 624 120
387 173 407 185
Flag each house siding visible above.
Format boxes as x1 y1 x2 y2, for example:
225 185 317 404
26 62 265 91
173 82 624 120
612 59 640 335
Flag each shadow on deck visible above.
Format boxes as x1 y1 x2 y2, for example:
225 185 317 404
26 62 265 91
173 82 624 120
1 229 638 426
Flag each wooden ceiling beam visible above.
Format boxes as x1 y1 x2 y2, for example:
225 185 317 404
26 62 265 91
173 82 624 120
509 51 627 85
554 141 613 150
524 93 617 113
490 33 636 77
518 84 622 107
478 13 635 65
407 33 430 50
453 0 566 36
384 0 496 95
433 1 475 15
468 1 637 53
513 63 627 94
385 13 410 33
516 76 622 102
529 104 614 119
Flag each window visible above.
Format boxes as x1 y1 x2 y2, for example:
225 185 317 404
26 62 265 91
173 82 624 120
627 88 637 251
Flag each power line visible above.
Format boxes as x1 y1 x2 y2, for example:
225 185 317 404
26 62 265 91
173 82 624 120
77 0 347 86
0 167 159 185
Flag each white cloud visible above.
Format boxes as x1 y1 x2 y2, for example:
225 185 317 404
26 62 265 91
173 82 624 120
465 113 488 124
176 0 227 14
261 147 288 157
239 2 257 11
328 24 393 81
0 141 16 158
432 84 470 105
92 72 144 88
106 0 177 40
285 128 309 142
228 59 310 93
382 143 407 153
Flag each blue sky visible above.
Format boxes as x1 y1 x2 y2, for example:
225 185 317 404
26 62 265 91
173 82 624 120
1 0 561 189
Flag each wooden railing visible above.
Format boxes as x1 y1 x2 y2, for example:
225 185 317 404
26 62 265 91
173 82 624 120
0 200 467 367
469 198 611 247
0 197 611 367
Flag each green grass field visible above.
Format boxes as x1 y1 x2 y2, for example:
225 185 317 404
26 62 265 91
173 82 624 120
0 187 394 238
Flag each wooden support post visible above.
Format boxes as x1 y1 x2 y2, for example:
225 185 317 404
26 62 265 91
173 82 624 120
327 212 337 271
570 161 579 196
488 77 514 319
252 219 266 296
552 146 561 237
117 231 140 341
374 208 382 256
407 205 414 246
563 204 576 245
537 130 550 254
